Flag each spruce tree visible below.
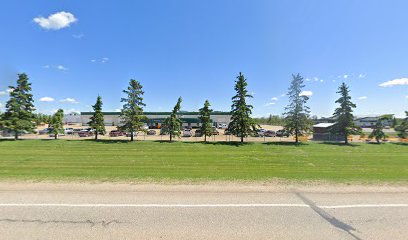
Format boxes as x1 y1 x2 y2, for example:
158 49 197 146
283 73 311 143
119 79 146 141
89 95 106 140
227 72 258 143
369 120 387 143
331 82 360 144
50 109 64 140
395 111 408 139
199 100 213 142
3 73 36 140
163 97 182 142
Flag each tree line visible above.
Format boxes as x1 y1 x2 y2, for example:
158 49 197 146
1 72 407 144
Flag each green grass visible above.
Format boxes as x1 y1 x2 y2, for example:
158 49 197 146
0 140 407 182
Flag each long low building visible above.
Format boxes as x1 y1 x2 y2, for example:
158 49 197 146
80 111 232 128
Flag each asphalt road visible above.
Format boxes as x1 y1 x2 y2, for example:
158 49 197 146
0 183 407 240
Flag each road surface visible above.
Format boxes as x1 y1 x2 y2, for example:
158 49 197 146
0 183 407 240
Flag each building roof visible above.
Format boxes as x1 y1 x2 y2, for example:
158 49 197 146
313 123 335 128
81 111 231 116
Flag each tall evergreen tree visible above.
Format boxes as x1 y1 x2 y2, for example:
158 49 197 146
163 97 182 142
395 111 408 139
283 73 311 143
331 82 360 144
227 72 258 143
50 109 64 140
199 100 213 142
119 79 146 141
3 73 36 140
88 95 106 140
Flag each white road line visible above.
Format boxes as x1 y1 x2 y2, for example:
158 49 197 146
0 203 407 208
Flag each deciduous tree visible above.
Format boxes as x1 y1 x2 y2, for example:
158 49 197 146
50 109 64 139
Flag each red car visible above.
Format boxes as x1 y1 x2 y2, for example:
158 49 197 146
109 130 125 137
78 131 93 137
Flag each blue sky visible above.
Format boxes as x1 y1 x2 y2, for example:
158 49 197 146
0 0 407 117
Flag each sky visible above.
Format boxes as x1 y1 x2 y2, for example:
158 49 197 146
0 0 407 117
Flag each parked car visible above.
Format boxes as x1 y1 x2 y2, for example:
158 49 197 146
73 128 83 134
126 132 138 137
49 133 65 137
64 128 74 135
194 129 202 137
264 130 276 137
109 130 125 137
253 129 265 137
78 131 93 137
276 129 290 137
217 123 228 129
39 128 53 135
147 130 156 135
183 129 193 137
211 127 220 135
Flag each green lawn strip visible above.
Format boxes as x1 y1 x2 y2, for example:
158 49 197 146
0 140 406 182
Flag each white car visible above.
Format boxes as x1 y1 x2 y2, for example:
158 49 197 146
64 128 74 134
182 129 193 137
217 123 228 129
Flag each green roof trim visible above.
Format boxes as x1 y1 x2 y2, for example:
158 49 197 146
81 111 231 116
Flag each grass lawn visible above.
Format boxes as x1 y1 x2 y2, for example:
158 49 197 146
0 139 407 182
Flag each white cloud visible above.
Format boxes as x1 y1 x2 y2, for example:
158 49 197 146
280 93 286 97
358 74 366 79
305 78 310 82
56 65 68 71
90 59 97 63
72 34 84 39
299 91 313 97
33 11 77 30
320 79 324 83
101 57 109 63
6 88 13 93
39 97 55 102
42 65 50 69
115 108 121 112
60 98 79 104
343 75 348 79
313 77 319 82
358 96 368 100
379 78 408 87
0 91 6 96
271 97 278 101
406 96 408 99
0 103 2 107
332 80 336 83
264 102 276 106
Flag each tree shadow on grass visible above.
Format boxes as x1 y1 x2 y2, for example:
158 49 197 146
263 141 308 146
317 142 359 147
151 140 255 147
390 142 408 146
80 139 132 144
